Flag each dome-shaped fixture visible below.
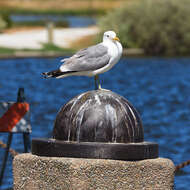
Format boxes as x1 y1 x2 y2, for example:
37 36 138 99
32 90 158 161
53 90 144 143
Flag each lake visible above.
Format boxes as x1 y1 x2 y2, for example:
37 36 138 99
0 57 190 189
10 15 96 27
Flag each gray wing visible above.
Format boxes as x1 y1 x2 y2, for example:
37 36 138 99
60 43 110 72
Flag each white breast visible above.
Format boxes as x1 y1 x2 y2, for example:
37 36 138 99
106 40 123 67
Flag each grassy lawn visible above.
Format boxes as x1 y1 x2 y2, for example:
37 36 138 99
40 43 74 53
0 47 15 54
0 43 75 56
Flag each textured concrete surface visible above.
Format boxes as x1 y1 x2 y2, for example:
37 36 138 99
13 153 175 190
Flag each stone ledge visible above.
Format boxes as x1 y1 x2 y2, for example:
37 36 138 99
13 153 175 190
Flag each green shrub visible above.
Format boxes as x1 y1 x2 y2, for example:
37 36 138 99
0 10 12 28
0 16 7 32
1 12 12 28
99 0 190 55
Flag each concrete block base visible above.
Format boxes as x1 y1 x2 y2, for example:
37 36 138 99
13 153 175 190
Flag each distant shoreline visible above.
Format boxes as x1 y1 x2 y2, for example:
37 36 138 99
0 48 144 60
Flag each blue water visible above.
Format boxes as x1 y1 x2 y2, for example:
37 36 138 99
10 15 96 27
0 57 190 189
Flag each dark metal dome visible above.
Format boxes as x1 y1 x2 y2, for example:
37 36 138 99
53 90 144 143
32 90 158 160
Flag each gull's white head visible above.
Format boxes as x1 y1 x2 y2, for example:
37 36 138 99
103 31 120 43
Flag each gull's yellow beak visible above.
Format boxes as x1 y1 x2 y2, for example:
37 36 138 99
113 36 120 42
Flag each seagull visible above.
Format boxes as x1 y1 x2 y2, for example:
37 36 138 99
42 31 123 90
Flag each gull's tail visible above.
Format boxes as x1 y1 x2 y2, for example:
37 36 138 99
42 70 76 79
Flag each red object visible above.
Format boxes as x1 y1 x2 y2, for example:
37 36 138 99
0 102 29 132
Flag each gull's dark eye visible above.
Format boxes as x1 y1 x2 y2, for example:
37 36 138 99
107 35 109 37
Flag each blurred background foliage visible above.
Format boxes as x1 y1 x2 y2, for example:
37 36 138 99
0 0 125 15
2 12 12 28
99 0 190 55
0 0 190 55
0 16 7 32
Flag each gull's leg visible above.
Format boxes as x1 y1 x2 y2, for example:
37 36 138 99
94 75 110 91
94 75 100 90
94 75 97 90
97 75 102 90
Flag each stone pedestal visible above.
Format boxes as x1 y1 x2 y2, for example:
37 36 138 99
13 153 175 190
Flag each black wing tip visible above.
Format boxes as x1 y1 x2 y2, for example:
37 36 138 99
41 72 51 79
41 70 62 78
41 70 77 79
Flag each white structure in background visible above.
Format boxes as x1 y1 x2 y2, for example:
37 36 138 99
0 27 99 49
